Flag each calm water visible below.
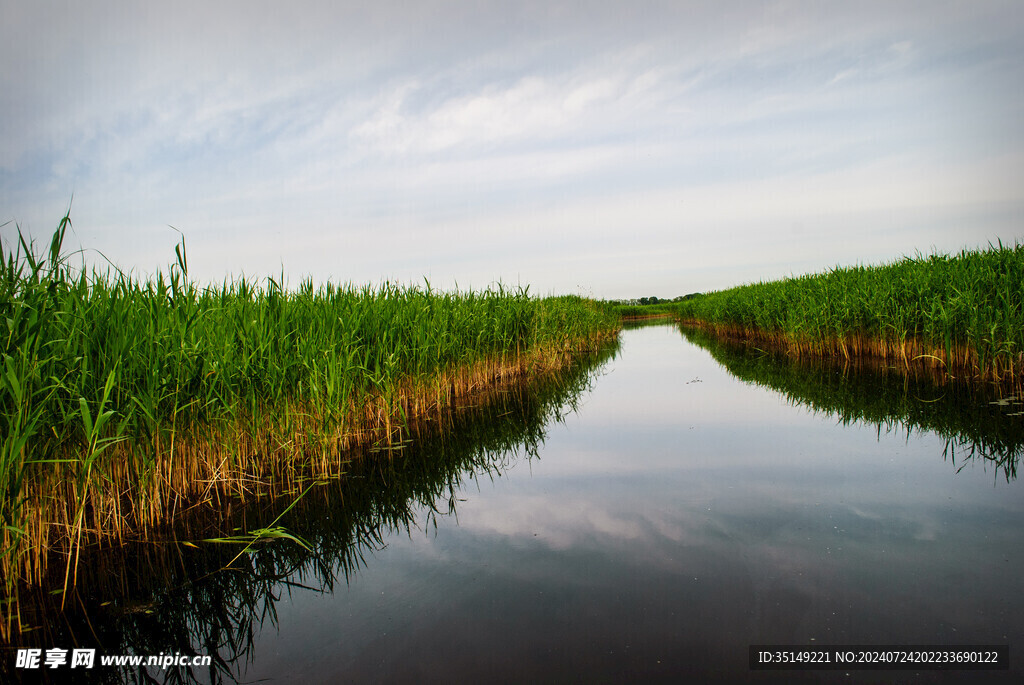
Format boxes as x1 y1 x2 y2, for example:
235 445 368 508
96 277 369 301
13 324 1024 683
242 324 1023 683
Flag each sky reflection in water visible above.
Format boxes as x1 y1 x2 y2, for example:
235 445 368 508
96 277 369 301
248 325 1024 683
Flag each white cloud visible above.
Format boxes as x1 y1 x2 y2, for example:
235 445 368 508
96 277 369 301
349 66 667 157
2 1 1022 298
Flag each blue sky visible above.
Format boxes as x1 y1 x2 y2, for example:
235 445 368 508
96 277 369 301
2 1 1022 298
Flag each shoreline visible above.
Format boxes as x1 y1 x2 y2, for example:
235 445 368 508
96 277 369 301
676 319 1023 387
7 332 619 586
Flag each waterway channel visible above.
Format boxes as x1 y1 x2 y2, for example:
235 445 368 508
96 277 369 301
12 323 1024 683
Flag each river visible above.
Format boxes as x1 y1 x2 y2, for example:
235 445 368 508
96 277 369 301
12 323 1024 683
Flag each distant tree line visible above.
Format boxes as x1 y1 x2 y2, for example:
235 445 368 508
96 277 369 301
614 293 703 306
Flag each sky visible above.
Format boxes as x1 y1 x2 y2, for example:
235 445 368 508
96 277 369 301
1 1 1022 299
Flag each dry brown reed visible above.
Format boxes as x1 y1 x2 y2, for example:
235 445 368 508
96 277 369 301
677 319 1022 387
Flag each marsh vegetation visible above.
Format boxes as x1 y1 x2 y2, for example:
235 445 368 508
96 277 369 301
674 244 1024 384
0 212 619 635
1 343 617 682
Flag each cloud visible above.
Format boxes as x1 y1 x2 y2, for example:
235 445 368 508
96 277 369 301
349 65 669 158
2 1 1022 297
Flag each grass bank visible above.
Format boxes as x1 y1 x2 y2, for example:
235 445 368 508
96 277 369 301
0 212 619 624
675 243 1024 383
609 302 677 320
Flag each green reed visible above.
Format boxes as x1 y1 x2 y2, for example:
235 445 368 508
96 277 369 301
675 243 1024 381
0 210 619 627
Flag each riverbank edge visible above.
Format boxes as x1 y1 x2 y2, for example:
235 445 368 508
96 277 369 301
6 337 620 647
675 318 1023 386
620 313 675 322
8 330 618 585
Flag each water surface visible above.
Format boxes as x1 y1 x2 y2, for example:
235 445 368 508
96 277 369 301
14 324 1023 684
243 324 1024 683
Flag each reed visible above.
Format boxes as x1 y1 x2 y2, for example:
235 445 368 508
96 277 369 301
0 210 620 633
610 302 678 320
3 343 616 676
674 243 1024 383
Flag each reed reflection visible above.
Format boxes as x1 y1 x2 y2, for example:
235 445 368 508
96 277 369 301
679 325 1022 482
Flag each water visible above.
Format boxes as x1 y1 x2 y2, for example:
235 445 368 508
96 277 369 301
241 325 1024 683
12 324 1024 683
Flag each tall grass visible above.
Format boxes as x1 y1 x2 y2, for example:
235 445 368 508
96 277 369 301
0 211 619 630
675 243 1024 382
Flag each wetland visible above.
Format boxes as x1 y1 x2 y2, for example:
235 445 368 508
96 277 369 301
7 323 1023 683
